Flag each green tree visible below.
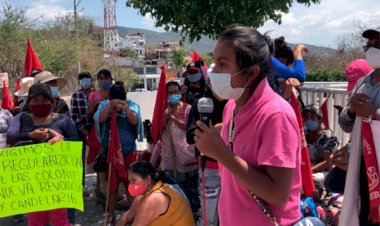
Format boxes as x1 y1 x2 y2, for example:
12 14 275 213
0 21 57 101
200 52 213 66
0 4 32 77
126 0 321 42
120 48 139 59
171 48 185 68
113 68 141 88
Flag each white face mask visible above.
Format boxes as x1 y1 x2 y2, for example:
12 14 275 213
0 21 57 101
208 70 245 100
365 47 380 69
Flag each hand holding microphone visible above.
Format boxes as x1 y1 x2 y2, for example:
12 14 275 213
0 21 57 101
194 97 227 164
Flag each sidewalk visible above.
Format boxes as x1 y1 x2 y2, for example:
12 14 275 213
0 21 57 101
0 173 123 226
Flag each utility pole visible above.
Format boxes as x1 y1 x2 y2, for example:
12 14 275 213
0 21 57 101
74 0 82 73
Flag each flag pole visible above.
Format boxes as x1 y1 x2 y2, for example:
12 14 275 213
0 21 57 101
104 163 112 226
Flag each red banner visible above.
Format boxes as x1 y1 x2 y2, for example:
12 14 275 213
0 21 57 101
290 91 315 197
362 120 380 222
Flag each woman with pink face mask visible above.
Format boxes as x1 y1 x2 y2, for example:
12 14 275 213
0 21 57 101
6 83 79 226
116 161 194 226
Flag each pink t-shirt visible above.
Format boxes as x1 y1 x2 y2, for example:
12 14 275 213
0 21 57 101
89 91 103 102
219 79 301 226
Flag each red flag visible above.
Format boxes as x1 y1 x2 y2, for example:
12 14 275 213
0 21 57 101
13 77 21 106
24 39 43 77
320 95 330 129
2 80 14 110
107 109 127 178
151 65 167 143
362 120 380 222
191 50 208 68
290 91 315 197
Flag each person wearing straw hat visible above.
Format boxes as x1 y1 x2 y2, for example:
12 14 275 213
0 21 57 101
10 77 35 115
34 71 69 115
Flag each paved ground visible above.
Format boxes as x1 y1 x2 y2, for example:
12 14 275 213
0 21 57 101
0 91 158 226
0 173 122 226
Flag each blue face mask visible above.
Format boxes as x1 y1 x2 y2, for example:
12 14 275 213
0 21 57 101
50 87 59 97
99 80 113 90
168 94 182 105
305 120 319 132
80 78 92 89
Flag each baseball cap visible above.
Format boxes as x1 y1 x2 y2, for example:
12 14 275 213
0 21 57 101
34 71 67 89
345 59 373 92
28 83 53 101
362 28 380 39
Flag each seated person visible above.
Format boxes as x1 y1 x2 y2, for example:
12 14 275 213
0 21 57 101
116 161 194 226
324 142 350 194
303 104 339 190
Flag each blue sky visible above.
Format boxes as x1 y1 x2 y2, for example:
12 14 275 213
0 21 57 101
1 0 380 48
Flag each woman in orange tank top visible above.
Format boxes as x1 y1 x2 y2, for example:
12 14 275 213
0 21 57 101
115 161 195 226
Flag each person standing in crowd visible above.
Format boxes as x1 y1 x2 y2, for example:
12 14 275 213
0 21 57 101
338 27 380 226
6 83 79 226
94 82 143 224
303 104 339 195
0 106 13 148
116 161 194 226
34 70 75 223
34 71 69 115
184 61 209 106
194 25 301 226
87 69 113 205
160 81 198 216
269 36 308 97
186 62 227 224
70 71 95 196
10 77 34 115
345 59 373 95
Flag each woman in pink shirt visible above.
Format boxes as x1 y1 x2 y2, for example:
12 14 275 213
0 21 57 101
194 25 302 226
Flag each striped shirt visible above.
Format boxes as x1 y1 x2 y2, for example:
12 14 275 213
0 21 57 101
0 109 13 148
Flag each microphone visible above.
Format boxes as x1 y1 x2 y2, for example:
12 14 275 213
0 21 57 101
197 97 214 127
197 97 214 171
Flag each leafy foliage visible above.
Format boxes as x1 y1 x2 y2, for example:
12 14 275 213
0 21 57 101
171 48 185 67
306 70 345 82
0 4 31 76
120 48 139 59
125 0 321 42
113 68 141 88
200 52 213 66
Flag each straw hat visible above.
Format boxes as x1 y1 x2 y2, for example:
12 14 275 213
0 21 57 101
34 71 67 89
14 77 35 97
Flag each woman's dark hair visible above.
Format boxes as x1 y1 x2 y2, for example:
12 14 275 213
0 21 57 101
129 161 160 181
143 120 153 143
274 36 294 66
166 81 180 91
218 25 272 95
109 81 126 100
97 69 113 80
78 71 92 80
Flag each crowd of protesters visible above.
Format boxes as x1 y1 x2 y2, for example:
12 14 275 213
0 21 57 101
0 24 379 226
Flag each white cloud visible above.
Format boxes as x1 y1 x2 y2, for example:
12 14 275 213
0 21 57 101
260 0 380 47
141 13 156 29
24 0 71 20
